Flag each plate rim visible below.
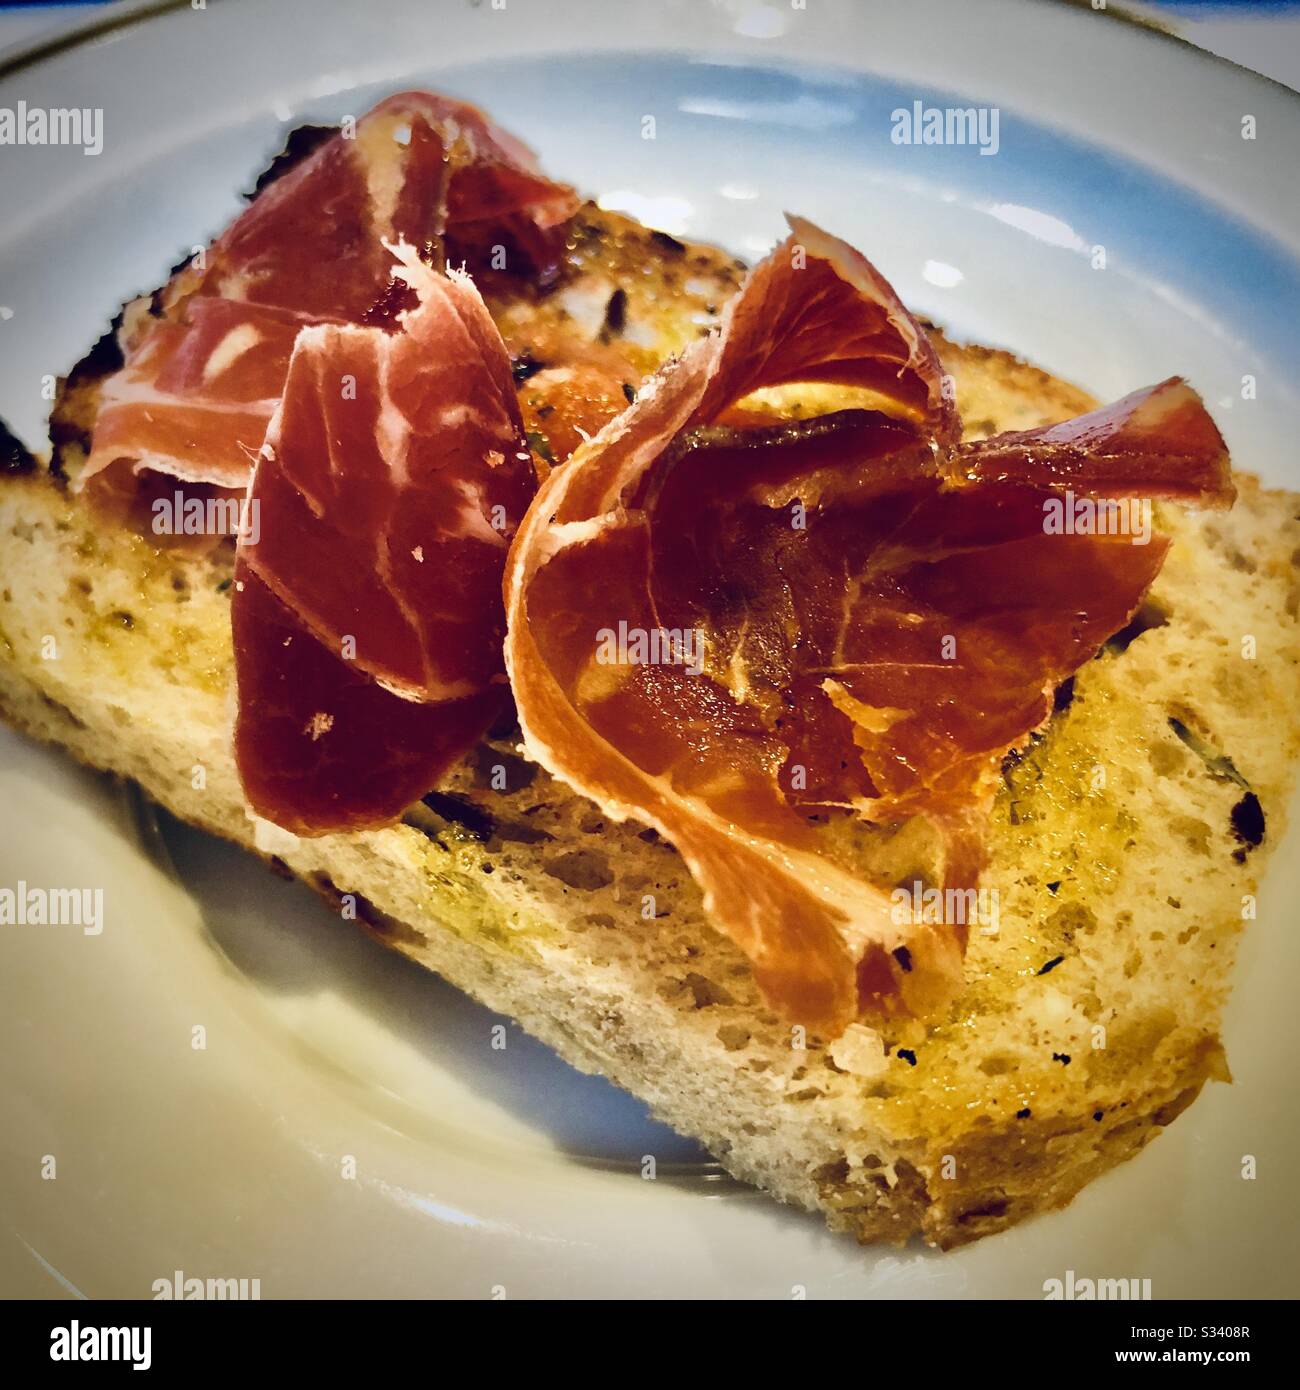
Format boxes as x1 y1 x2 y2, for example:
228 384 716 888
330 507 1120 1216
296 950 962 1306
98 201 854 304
2 0 1298 1299
8 0 1300 104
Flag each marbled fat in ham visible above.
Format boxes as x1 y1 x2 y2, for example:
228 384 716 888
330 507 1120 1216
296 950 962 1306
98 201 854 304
232 245 537 834
504 216 1234 1035
78 92 576 508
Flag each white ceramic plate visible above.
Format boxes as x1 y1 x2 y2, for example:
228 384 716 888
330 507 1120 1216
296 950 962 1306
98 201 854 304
1 0 1298 1299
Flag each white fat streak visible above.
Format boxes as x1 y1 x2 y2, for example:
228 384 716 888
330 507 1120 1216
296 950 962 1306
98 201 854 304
367 319 410 485
1130 378 1188 428
435 401 511 437
213 267 254 300
202 321 263 383
373 382 410 483
452 477 508 548
723 619 753 703
96 376 280 414
360 115 412 245
535 513 626 563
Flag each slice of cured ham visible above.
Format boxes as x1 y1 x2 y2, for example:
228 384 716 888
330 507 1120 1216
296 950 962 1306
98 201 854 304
504 215 1233 1036
232 245 536 834
78 91 577 509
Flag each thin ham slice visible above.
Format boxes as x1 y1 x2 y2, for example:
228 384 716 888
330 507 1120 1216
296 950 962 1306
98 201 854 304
78 91 577 509
232 244 537 834
88 301 312 490
504 216 1233 1036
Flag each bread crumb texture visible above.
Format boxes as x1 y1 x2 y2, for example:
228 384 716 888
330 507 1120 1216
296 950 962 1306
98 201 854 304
1 334 1297 1249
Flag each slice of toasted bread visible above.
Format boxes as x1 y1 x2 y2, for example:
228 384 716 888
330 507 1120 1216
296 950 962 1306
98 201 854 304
3 195 1298 1248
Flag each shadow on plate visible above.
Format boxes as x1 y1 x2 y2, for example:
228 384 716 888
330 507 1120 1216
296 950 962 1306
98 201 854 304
127 787 740 1189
